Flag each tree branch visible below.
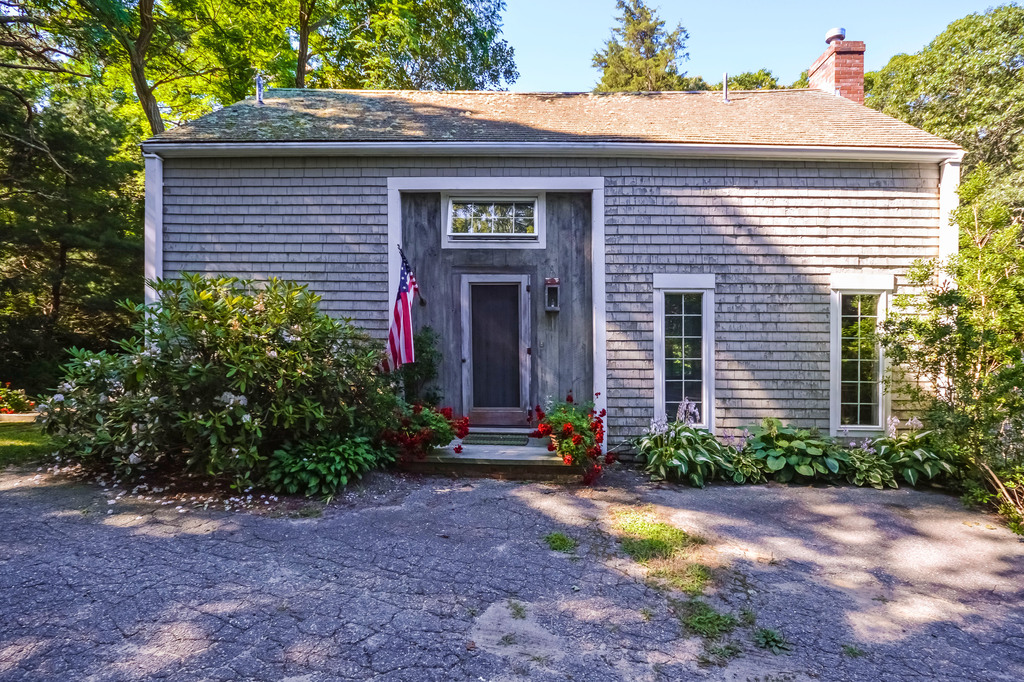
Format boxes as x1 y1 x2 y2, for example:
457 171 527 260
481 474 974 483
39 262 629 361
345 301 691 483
0 62 92 77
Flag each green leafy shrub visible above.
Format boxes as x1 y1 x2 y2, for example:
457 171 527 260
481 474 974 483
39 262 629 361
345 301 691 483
530 392 608 484
0 382 36 414
962 464 1024 535
725 448 769 484
678 600 737 639
397 326 443 405
744 418 847 483
636 418 735 487
39 275 396 490
381 401 469 461
266 436 388 499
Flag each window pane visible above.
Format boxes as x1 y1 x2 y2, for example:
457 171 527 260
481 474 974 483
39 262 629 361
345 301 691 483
450 201 538 238
664 290 705 423
665 294 683 315
838 293 881 427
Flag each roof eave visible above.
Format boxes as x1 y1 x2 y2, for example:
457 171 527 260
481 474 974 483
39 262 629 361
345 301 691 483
140 140 964 163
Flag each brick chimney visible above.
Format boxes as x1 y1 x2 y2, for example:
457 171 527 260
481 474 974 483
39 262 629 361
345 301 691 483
808 28 865 104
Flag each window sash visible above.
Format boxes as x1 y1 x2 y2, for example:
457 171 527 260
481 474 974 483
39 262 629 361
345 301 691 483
654 282 715 431
447 198 538 239
831 289 887 433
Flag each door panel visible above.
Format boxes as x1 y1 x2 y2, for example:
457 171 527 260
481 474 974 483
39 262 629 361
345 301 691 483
471 284 520 408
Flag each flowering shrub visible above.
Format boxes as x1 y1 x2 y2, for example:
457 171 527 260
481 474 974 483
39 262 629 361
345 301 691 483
529 392 608 483
39 275 396 489
382 401 469 461
0 382 35 414
266 435 388 499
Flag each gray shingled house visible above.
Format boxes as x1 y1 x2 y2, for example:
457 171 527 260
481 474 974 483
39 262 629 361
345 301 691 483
140 36 963 449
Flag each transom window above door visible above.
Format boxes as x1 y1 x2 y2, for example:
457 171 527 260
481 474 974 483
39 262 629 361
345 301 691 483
443 194 546 249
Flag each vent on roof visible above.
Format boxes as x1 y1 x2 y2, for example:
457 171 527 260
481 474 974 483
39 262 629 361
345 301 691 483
825 27 846 44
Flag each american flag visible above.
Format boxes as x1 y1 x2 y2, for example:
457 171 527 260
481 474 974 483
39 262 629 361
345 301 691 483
383 249 420 372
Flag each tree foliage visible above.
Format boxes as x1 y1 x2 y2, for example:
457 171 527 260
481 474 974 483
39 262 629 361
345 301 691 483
592 0 693 92
866 4 1024 189
0 70 143 393
710 69 781 91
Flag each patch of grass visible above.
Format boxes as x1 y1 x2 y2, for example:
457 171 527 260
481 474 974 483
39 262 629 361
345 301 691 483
740 608 757 626
698 641 743 666
543 532 578 553
614 507 701 562
753 628 792 655
639 607 654 622
650 562 712 595
499 633 516 646
841 644 866 658
508 600 526 620
0 423 52 468
675 599 737 639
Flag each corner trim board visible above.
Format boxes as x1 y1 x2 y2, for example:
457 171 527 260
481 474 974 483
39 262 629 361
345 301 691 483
143 153 164 304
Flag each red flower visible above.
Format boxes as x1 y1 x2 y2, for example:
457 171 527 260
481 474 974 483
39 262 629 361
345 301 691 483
547 442 557 452
565 391 574 404
562 422 574 434
581 464 603 485
453 445 463 454
604 452 617 464
563 454 573 465
537 423 553 437
571 433 583 446
594 392 601 398
439 406 454 419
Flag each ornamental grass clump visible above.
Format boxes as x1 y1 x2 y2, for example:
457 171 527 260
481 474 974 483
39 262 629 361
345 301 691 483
39 274 397 491
529 391 609 484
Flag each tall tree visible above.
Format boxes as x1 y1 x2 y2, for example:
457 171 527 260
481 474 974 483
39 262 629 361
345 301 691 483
592 0 691 92
0 71 143 392
710 69 781 91
866 4 1024 189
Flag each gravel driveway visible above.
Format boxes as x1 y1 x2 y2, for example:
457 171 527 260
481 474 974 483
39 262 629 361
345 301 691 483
1 466 1023 681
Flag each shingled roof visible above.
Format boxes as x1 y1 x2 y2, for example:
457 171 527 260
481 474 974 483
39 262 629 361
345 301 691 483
145 88 959 151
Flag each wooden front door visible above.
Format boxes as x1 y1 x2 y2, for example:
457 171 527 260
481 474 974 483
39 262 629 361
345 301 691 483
461 275 530 426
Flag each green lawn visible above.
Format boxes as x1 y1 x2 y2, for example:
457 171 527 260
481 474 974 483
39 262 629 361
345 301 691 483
0 423 53 468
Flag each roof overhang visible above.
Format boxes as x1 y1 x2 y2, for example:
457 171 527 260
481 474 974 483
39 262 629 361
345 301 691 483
141 140 965 164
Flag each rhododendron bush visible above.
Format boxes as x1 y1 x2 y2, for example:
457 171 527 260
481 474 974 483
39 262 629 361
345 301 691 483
39 275 397 491
530 392 610 483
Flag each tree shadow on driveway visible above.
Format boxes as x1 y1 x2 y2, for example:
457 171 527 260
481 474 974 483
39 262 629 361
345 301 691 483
1 468 1023 681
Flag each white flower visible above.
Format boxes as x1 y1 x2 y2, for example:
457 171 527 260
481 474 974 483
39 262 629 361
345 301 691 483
128 453 141 465
149 396 158 404
886 416 900 438
52 394 64 403
98 393 108 404
241 414 251 423
907 416 924 432
266 349 278 359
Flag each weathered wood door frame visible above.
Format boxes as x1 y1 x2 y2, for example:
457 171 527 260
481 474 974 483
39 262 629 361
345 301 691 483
460 274 531 424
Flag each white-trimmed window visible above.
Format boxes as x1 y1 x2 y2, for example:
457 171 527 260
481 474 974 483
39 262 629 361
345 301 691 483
653 274 716 430
442 193 546 249
829 272 894 434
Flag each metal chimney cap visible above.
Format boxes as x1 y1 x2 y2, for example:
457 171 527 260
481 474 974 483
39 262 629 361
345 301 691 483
825 27 846 44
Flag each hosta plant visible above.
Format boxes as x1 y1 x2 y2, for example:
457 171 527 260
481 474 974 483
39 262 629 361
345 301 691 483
266 435 389 499
872 417 955 486
844 446 898 490
636 418 735 487
743 418 847 483
529 392 608 484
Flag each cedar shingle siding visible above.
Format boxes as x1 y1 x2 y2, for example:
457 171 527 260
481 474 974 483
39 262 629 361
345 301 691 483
162 156 939 442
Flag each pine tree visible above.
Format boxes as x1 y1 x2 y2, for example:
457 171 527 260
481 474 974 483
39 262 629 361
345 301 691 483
592 0 691 92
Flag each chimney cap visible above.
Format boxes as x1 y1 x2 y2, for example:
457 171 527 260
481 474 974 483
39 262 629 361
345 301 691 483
825 27 846 44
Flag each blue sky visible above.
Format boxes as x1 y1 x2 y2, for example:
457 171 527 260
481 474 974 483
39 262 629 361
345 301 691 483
500 0 998 91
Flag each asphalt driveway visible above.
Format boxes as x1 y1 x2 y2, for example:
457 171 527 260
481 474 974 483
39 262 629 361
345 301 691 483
1 466 1022 681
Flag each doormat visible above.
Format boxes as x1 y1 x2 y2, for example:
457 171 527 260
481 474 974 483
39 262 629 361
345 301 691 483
460 433 531 446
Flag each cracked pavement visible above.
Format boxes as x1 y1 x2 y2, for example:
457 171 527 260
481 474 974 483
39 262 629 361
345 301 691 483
1 467 1023 681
